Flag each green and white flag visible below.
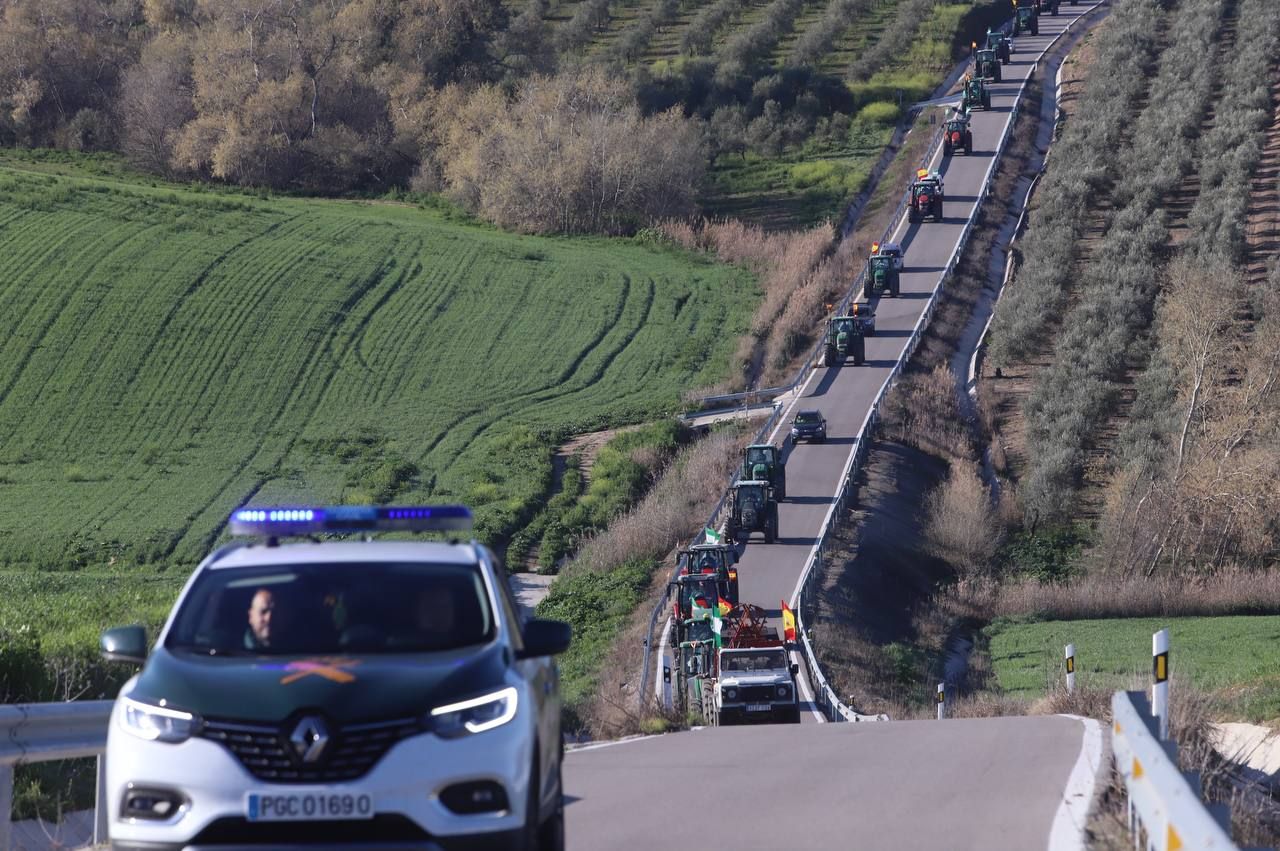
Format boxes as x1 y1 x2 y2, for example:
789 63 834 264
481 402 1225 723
710 611 723 648
704 526 722 544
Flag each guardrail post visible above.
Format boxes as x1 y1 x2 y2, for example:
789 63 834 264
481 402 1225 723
0 763 12 851
1152 628 1170 740
96 752 110 843
936 683 946 719
1065 643 1075 693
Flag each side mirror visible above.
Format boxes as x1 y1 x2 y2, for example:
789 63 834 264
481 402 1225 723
517 619 571 659
790 663 800 675
101 625 148 665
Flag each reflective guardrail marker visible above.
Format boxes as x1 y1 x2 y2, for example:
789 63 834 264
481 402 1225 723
1153 628 1170 740
1065 643 1075 694
936 683 946 720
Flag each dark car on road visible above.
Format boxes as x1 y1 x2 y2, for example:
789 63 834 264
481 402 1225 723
790 409 827 443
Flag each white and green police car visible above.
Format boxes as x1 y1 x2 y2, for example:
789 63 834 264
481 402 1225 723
100 505 570 850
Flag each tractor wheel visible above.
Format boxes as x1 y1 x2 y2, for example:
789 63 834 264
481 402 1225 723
725 521 738 543
908 207 919 224
764 521 776 545
777 478 786 501
994 66 1002 83
943 140 952 157
862 275 872 300
702 687 717 726
1031 22 1038 34
889 275 900 298
1002 53 1009 65
852 335 865 366
823 344 837 367
965 131 973 153
983 93 991 109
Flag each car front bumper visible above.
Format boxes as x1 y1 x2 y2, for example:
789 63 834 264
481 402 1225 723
105 701 535 851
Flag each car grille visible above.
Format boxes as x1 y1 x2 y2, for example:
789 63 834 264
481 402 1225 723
191 814 430 844
735 685 777 703
200 716 422 782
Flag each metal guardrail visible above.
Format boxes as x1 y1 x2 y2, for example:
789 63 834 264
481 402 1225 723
1111 691 1237 850
0 701 113 849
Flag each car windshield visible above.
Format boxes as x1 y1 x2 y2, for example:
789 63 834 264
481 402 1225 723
721 649 786 672
795 412 820 424
166 561 495 656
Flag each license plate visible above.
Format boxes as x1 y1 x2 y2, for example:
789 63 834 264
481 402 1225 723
746 703 771 712
246 792 374 822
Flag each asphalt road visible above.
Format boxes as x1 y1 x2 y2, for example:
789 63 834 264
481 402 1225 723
565 716 1091 850
657 0 1104 725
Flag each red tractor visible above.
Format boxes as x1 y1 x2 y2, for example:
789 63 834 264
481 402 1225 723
908 169 945 223
943 111 973 156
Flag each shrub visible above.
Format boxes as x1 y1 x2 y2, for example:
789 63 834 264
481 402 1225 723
855 101 901 126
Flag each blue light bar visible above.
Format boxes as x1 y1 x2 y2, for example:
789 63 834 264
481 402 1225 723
228 505 473 537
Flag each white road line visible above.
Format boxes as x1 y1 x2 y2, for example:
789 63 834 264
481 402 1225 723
1048 715 1105 851
566 734 664 754
791 650 827 723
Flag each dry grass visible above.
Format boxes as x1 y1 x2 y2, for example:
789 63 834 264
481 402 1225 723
659 218 836 388
565 423 750 578
924 460 1003 575
957 570 1280 621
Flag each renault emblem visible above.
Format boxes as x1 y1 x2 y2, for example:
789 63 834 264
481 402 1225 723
290 716 329 764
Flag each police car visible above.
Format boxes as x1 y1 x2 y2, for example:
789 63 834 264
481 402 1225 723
100 505 570 850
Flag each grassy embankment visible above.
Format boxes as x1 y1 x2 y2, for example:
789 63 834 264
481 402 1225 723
985 616 1280 722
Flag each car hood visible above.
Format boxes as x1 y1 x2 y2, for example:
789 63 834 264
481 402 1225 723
722 673 789 687
128 643 509 723
791 423 824 431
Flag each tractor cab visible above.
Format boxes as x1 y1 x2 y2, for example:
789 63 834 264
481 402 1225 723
725 480 779 544
678 543 740 606
944 110 973 156
673 574 724 622
974 48 1002 82
909 169 945 223
865 242 901 298
1014 2 1039 35
962 76 991 111
985 28 1012 62
741 444 786 500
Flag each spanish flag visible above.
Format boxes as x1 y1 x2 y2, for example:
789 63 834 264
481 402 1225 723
716 597 733 617
781 599 797 643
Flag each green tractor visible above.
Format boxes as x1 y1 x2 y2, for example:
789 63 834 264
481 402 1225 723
821 312 871 367
908 169 945 223
1013 1 1039 35
674 620 718 720
961 75 992 111
974 48 1002 83
985 28 1012 63
741 444 786 500
943 111 973 156
865 241 901 298
724 480 779 544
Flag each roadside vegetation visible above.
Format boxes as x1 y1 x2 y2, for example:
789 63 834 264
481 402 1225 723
0 157 753 574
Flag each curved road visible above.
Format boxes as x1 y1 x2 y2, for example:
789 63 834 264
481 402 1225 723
604 4 1111 849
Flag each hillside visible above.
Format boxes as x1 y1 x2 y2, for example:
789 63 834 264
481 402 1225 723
0 154 754 573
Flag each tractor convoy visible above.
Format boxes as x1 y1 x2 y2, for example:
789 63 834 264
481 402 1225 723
660 0 1057 728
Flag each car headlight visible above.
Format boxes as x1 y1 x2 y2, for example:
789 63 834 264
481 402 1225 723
791 427 800 435
776 685 791 698
724 688 738 701
120 696 200 744
430 687 518 738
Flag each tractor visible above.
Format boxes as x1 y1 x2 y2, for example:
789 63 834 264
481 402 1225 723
865 241 901 298
724 480 779 544
943 111 973 156
1013 1 1039 35
975 47 1002 83
961 75 992 111
677 543 740 607
908 169 944 223
741 444 786 500
1037 0 1059 15
985 28 1012 63
821 313 869 367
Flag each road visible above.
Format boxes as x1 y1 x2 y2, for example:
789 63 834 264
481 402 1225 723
633 6 1110 848
656 0 1106 725
565 716 1098 850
